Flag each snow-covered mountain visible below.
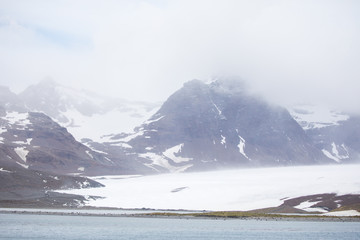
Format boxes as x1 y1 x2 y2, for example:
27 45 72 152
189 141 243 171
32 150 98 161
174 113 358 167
1 82 158 176
106 79 330 172
289 104 360 163
2 78 360 179
0 86 108 206
19 79 160 142
0 109 120 175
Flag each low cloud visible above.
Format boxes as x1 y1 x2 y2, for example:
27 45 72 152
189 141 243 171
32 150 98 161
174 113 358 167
0 0 359 112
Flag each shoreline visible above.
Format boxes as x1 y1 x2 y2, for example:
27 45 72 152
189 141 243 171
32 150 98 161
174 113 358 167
1 209 359 222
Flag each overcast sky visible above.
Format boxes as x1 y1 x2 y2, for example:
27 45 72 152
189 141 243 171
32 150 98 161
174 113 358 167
0 0 359 112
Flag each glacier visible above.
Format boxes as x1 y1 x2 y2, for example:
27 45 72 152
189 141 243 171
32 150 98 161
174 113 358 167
59 164 360 212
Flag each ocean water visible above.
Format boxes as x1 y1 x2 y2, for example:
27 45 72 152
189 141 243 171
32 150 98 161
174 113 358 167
0 213 359 240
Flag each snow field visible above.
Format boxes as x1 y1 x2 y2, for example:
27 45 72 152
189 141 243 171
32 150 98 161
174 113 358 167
59 164 360 212
61 105 158 142
288 104 349 130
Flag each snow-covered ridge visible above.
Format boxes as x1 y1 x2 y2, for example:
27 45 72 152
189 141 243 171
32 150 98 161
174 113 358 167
21 80 161 142
288 104 349 130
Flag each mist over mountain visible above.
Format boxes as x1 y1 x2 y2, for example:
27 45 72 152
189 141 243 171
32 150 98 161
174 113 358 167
2 78 360 177
19 79 160 142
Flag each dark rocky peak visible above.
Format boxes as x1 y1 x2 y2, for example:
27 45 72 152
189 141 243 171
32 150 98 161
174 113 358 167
209 77 248 96
122 78 329 173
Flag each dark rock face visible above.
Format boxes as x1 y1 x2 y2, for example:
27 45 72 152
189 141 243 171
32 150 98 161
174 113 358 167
113 79 330 172
0 165 103 207
25 112 117 175
0 110 117 176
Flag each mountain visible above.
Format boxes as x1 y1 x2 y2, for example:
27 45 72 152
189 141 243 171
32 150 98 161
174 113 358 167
1 81 158 178
2 78 359 177
289 104 360 163
0 86 107 206
2 78 360 209
19 79 159 142
0 108 120 176
108 79 330 172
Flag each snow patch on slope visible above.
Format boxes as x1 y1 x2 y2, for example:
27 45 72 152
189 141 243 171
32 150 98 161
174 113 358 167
0 128 6 134
85 151 93 159
115 131 145 143
0 127 6 143
139 152 193 173
0 168 12 173
16 162 29 169
14 147 29 163
238 137 250 160
322 150 340 162
109 142 132 148
294 201 328 213
331 143 349 160
163 144 192 163
143 115 164 125
236 129 250 160
220 135 226 145
322 142 350 162
2 112 31 129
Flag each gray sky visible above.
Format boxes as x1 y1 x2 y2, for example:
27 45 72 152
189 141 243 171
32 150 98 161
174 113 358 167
0 0 359 112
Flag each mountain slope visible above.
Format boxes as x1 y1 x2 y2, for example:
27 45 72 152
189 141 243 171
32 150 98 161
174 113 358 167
110 79 330 172
289 104 360 163
19 79 159 142
1 85 157 176
0 110 119 175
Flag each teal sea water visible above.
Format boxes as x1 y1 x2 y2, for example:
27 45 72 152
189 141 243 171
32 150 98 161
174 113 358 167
0 213 359 240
